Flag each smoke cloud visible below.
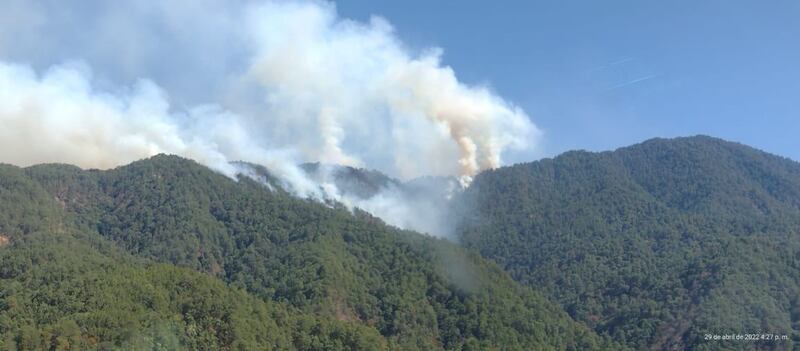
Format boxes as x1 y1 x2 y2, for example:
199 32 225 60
0 0 540 237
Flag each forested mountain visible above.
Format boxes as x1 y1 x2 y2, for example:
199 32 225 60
4 135 797 351
0 157 615 350
456 136 800 350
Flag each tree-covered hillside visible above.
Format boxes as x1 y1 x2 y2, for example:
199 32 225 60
456 136 800 350
0 164 385 350
10 135 796 350
0 157 616 350
0 233 388 350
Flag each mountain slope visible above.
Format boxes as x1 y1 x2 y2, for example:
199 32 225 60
0 164 386 350
299 163 457 236
300 162 402 199
2 157 617 350
455 136 800 350
0 233 387 350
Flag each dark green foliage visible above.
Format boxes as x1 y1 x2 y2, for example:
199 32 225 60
0 164 388 350
0 164 63 237
0 232 387 350
1 155 614 350
456 136 800 350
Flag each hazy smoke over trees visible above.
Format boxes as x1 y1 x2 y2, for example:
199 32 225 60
0 0 540 236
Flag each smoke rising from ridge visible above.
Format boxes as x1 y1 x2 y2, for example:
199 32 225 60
0 0 540 236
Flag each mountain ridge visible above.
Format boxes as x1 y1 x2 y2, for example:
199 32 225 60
455 135 800 350
0 154 616 350
3 135 798 350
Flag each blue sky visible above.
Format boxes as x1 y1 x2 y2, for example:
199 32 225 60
337 0 800 160
0 0 797 175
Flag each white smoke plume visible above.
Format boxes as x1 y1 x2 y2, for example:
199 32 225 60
0 61 329 200
0 0 540 236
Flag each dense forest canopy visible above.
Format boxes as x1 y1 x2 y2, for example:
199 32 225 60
455 136 800 350
0 155 614 350
1 135 798 350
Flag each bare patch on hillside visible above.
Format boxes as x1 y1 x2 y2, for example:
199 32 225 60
0 234 10 247
331 294 359 323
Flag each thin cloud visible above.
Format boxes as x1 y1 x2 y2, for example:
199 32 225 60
584 57 635 74
608 74 659 90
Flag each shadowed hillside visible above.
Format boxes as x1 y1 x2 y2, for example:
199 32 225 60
456 136 800 350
